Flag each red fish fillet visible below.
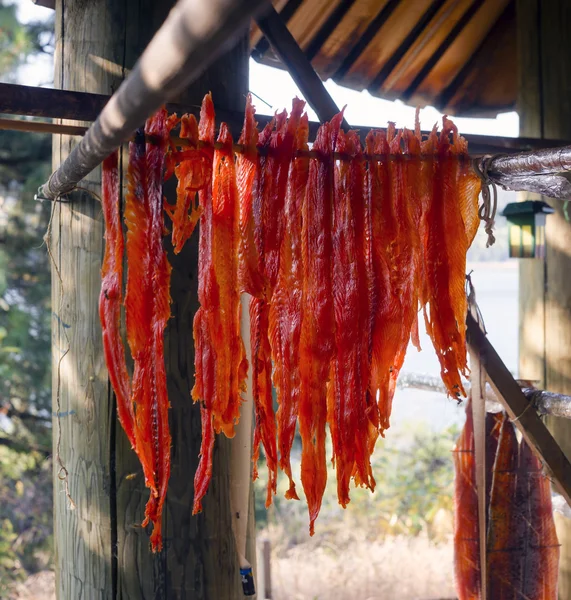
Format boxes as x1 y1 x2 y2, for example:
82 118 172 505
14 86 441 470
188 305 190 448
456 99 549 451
164 114 209 254
299 111 343 534
368 125 419 434
424 119 480 398
487 416 519 599
124 108 175 551
269 111 309 501
237 94 264 296
192 95 248 512
251 101 303 505
328 129 374 507
191 95 217 514
210 122 248 434
453 402 480 600
100 151 135 451
250 296 277 505
516 441 560 600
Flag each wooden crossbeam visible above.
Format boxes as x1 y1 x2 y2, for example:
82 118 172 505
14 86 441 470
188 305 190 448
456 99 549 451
2 82 570 155
402 0 485 101
332 0 400 81
467 312 571 507
255 6 349 128
369 0 448 91
304 0 357 62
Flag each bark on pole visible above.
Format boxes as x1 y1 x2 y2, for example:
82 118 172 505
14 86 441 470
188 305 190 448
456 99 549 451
517 1 571 597
51 0 253 597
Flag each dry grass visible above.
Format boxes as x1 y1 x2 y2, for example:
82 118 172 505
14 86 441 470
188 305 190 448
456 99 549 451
10 571 55 600
257 526 456 600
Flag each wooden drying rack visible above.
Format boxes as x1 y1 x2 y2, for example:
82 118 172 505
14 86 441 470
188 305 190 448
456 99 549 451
3 3 571 507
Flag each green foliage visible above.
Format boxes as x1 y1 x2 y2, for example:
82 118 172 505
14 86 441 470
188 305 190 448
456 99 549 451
0 133 52 415
0 443 53 596
0 2 55 594
254 423 459 549
0 1 54 83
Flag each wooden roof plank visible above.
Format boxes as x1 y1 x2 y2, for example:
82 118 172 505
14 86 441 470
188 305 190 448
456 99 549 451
402 0 485 101
332 0 401 81
369 0 448 91
437 2 512 111
305 0 358 61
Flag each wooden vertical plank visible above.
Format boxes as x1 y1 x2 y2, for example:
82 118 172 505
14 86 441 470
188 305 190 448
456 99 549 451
52 0 126 597
541 5 571 599
516 0 545 387
517 1 571 597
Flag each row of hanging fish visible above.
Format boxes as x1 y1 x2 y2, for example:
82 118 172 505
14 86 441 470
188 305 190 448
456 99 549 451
100 93 482 551
454 405 560 599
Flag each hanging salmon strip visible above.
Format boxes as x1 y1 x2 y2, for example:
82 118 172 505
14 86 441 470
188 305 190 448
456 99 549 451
164 113 210 254
487 416 519 600
515 440 559 600
192 95 218 514
192 94 248 513
453 402 480 600
100 151 135 452
424 118 480 398
237 94 263 297
368 125 419 435
211 122 248 434
299 111 343 534
269 111 309 501
123 108 175 552
328 129 374 507
250 101 303 505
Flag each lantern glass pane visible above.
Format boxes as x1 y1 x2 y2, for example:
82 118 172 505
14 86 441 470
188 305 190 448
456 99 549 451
509 225 521 258
521 224 534 258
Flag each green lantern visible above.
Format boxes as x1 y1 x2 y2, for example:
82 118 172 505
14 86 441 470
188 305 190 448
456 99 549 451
501 200 554 259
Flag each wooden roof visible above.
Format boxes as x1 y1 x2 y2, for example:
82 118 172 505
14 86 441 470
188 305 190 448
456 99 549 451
251 0 517 117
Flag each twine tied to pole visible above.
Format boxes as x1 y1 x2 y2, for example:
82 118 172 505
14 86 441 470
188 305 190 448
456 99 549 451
473 156 498 248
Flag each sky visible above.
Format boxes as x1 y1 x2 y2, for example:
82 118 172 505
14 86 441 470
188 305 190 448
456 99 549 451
13 0 520 137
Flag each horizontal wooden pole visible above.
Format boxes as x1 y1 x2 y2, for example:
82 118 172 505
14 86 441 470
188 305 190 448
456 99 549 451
467 312 571 508
2 116 475 163
0 117 87 137
398 370 571 419
1 82 568 155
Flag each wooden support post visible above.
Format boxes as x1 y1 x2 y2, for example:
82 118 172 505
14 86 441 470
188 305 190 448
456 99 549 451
50 0 254 597
262 538 272 600
517 2 571 596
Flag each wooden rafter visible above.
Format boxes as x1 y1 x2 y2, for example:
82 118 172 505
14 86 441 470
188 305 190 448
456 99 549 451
402 0 485 101
304 0 357 62
369 0 448 91
255 6 349 127
332 0 400 81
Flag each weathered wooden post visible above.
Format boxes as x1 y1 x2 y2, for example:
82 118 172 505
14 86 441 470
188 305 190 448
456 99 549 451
517 1 571 597
50 0 254 597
